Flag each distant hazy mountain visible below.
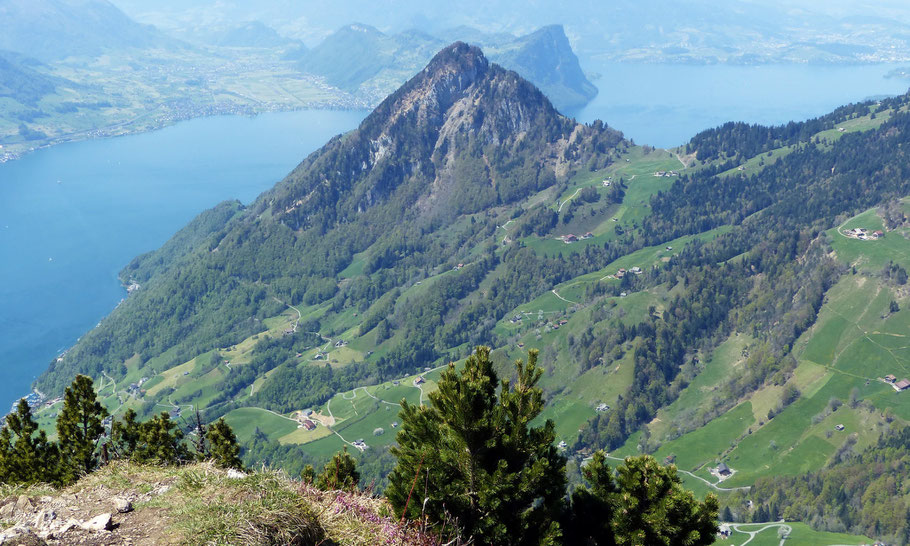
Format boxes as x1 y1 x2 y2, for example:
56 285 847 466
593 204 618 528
109 0 910 64
294 23 597 112
0 0 174 61
297 24 444 94
213 21 301 49
484 25 598 112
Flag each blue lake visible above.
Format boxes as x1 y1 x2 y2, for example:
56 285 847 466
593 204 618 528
571 61 910 147
1 61 909 409
0 110 366 408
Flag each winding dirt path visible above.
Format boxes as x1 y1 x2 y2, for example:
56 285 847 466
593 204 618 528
551 288 578 305
557 187 582 213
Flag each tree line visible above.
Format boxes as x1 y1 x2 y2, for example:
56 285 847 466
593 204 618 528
300 348 719 545
0 375 241 487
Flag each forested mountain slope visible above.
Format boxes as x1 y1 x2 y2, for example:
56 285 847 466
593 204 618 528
38 42 623 401
29 41 910 543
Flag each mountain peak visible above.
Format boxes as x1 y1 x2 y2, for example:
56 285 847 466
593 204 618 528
267 41 621 227
422 41 489 79
358 40 558 158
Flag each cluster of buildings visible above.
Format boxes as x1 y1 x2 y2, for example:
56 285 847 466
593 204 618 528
843 227 884 240
885 374 910 391
547 319 569 331
10 391 45 414
126 377 149 397
614 266 642 278
653 170 680 177
562 232 594 244
295 409 318 431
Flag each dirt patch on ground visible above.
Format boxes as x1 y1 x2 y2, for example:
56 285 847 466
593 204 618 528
0 470 181 545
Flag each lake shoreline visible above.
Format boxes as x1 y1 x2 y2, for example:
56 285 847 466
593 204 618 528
0 102 368 165
0 109 368 410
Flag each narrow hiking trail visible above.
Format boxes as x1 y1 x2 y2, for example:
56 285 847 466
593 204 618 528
558 187 582 212
551 288 577 305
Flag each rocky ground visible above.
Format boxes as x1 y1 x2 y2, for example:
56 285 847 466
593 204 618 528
0 471 178 545
0 462 435 545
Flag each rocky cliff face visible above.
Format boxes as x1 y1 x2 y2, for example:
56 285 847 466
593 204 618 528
292 24 598 112
267 42 613 228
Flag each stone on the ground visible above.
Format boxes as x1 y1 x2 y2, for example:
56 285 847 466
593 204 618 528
33 508 56 528
226 469 247 479
15 495 33 513
81 512 113 532
113 497 133 513
0 525 47 545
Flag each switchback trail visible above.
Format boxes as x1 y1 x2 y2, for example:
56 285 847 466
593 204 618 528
728 523 792 546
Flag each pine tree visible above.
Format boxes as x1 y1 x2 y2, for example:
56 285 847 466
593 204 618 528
189 409 209 461
56 375 107 483
300 464 316 484
387 347 565 545
316 447 359 490
0 399 59 485
611 455 718 546
110 408 141 459
565 450 617 546
135 412 187 464
206 418 243 470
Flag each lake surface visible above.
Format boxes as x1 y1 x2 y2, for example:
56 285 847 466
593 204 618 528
1 62 908 410
0 110 366 409
570 61 910 148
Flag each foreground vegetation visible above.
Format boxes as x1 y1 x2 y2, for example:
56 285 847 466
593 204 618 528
3 350 718 545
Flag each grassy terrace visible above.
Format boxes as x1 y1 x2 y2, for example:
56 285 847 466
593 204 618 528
613 202 910 492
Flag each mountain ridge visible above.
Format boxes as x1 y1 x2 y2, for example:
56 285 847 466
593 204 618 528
38 42 623 398
0 0 176 61
293 24 598 112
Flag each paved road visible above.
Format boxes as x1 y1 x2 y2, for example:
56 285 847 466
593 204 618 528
727 523 792 546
